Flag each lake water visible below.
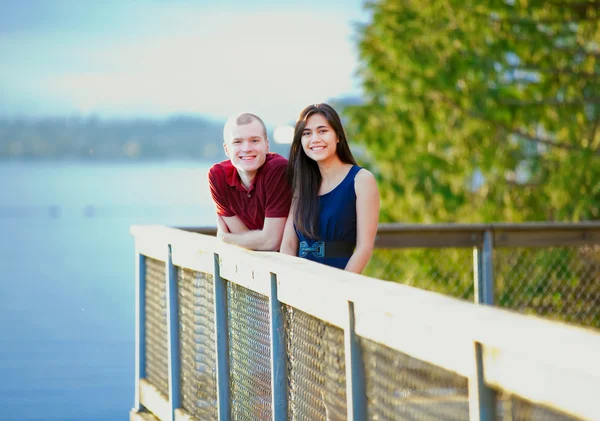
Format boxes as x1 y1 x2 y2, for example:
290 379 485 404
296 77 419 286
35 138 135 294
0 161 215 421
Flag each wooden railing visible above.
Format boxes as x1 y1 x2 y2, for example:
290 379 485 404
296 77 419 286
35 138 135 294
130 224 600 421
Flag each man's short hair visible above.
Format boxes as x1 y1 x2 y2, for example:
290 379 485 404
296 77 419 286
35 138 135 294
223 112 268 141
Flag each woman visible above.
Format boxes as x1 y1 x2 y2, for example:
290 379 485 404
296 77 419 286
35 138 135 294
280 103 380 273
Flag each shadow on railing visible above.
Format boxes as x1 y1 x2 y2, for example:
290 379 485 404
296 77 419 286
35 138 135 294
130 223 600 421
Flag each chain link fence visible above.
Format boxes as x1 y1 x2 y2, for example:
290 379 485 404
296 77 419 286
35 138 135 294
178 268 218 420
494 245 600 327
366 228 600 330
362 337 469 421
284 305 347 421
144 257 170 398
227 282 273 421
494 393 578 421
135 224 599 421
365 248 475 301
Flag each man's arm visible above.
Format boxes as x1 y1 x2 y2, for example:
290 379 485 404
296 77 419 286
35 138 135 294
217 214 247 234
218 215 287 251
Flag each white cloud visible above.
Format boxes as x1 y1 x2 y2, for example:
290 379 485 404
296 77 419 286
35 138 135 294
1 8 363 124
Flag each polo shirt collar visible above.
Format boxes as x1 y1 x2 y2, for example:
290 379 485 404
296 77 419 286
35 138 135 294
225 163 259 193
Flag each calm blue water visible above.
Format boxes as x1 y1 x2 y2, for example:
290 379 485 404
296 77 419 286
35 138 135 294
0 161 215 421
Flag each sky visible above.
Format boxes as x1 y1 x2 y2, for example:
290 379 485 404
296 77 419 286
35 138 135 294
0 0 370 126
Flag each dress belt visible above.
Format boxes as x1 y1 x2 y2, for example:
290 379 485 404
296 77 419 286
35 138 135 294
299 240 355 259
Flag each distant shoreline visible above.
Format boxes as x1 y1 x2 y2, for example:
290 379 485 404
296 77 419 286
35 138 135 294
0 115 291 161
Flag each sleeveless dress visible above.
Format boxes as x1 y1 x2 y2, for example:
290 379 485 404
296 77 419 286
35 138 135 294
296 165 361 269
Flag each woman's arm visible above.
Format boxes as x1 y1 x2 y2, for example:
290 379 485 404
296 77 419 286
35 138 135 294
344 169 380 274
279 207 299 255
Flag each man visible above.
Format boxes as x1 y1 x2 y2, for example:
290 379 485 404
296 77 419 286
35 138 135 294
208 112 292 251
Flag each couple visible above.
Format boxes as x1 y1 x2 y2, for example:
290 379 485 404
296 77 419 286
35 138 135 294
208 103 380 274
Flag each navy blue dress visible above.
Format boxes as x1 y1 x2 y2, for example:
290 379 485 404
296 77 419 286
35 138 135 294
296 166 361 269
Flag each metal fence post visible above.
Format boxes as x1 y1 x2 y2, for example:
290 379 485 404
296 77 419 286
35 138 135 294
345 301 366 421
474 230 495 306
213 253 231 421
134 250 146 412
269 273 288 421
470 230 497 421
166 245 181 421
469 341 497 421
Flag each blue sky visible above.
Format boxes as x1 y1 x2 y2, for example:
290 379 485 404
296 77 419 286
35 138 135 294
0 0 369 125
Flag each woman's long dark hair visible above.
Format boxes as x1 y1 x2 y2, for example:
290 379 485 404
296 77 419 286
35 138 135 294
287 103 358 239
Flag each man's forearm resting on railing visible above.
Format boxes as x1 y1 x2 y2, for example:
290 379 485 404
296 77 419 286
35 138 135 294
217 214 286 251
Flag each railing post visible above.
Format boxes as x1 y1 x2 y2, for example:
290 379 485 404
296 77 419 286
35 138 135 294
470 230 496 421
213 253 231 421
133 250 146 412
469 342 497 421
269 273 288 421
345 301 366 421
166 245 181 421
474 230 494 306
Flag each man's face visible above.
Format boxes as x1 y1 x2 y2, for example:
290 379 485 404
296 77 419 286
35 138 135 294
224 120 269 179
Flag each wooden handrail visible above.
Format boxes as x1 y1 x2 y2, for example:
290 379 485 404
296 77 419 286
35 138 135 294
179 222 600 248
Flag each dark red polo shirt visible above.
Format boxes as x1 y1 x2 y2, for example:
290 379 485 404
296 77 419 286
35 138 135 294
208 153 292 230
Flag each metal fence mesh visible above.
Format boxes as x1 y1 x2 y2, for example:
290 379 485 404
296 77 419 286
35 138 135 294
144 257 169 398
361 337 469 421
178 268 218 420
227 281 273 420
284 305 347 421
366 244 600 329
365 248 475 301
139 231 599 420
494 246 600 329
495 393 582 421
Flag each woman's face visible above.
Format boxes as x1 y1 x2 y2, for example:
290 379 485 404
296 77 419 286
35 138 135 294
300 113 338 163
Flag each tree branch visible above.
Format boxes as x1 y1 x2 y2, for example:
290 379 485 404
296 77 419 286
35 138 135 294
546 1 600 13
474 13 600 58
553 45 600 58
474 9 600 25
428 90 600 155
509 66 599 80
497 96 600 107
590 116 600 149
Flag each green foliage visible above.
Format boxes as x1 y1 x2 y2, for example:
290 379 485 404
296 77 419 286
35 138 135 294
366 248 475 300
347 0 600 223
351 1 600 329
